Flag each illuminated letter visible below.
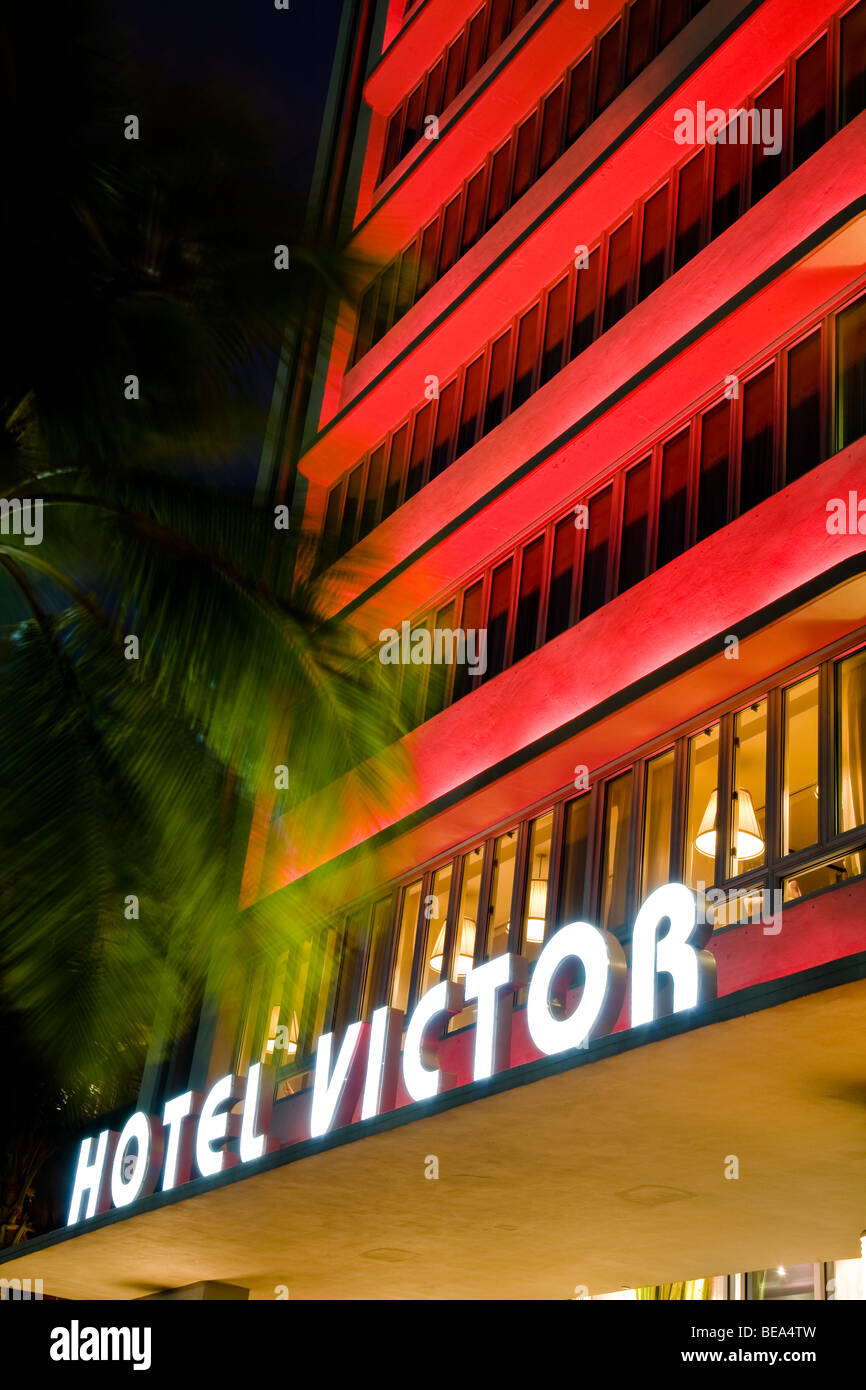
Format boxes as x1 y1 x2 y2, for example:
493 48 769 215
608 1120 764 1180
403 981 463 1101
161 1090 199 1191
464 954 528 1080
239 1063 275 1163
195 1074 243 1178
310 1022 368 1137
527 922 626 1056
630 882 717 1026
67 1131 115 1225
361 1007 403 1120
109 1112 164 1209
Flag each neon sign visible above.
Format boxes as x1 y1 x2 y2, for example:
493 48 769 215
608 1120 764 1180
67 883 715 1225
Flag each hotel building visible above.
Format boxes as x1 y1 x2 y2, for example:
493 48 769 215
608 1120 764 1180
4 0 866 1300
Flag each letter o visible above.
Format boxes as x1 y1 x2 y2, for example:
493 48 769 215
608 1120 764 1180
526 922 626 1056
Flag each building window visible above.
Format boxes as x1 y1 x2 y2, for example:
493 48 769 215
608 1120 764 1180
522 810 554 955
836 294 866 451
731 701 767 877
560 795 591 930
685 724 720 891
838 648 866 834
782 675 819 856
600 772 633 931
391 881 422 1013
642 748 675 897
421 863 453 999
486 830 518 958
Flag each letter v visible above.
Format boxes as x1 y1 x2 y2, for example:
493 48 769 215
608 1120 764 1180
310 1022 369 1138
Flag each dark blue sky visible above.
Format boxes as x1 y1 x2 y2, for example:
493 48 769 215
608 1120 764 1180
117 0 346 205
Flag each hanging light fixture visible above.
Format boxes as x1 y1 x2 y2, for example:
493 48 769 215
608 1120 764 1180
526 854 549 943
695 788 764 860
429 920 476 976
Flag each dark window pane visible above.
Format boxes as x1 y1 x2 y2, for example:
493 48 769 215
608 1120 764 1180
401 82 425 159
639 184 669 301
453 580 484 701
512 112 538 202
443 33 467 108
360 443 386 538
457 356 485 456
486 140 512 227
464 8 489 84
512 304 540 409
842 1 866 125
786 332 822 484
417 218 440 298
353 280 378 363
483 329 512 434
618 457 652 592
571 247 599 357
424 600 457 720
697 400 730 541
484 560 513 682
601 773 633 931
487 0 512 55
739 367 775 514
566 54 592 143
546 517 577 640
373 260 397 343
539 83 565 173
513 536 545 663
383 423 409 515
580 487 612 618
430 381 458 477
560 796 591 923
674 151 706 270
381 109 403 181
462 169 487 254
596 21 624 113
323 483 343 562
626 0 654 82
424 56 446 117
394 244 418 322
711 133 743 239
540 277 569 385
437 194 463 277
656 430 690 567
793 37 828 168
339 463 364 553
659 0 689 47
603 218 632 331
406 401 434 499
750 77 785 206
836 295 866 450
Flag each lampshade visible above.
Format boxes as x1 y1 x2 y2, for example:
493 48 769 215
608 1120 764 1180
526 877 548 943
429 920 476 976
733 788 764 860
694 788 764 861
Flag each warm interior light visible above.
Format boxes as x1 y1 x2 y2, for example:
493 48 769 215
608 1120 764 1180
429 921 476 976
526 878 548 943
695 788 764 861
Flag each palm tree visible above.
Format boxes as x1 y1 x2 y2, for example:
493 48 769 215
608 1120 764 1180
0 1 406 1243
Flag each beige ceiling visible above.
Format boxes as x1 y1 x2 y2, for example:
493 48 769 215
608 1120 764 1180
5 975 866 1300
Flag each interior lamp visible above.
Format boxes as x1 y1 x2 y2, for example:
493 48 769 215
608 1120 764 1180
429 920 476 976
695 788 764 861
526 861 549 943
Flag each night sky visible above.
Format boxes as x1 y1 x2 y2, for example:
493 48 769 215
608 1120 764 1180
116 0 346 204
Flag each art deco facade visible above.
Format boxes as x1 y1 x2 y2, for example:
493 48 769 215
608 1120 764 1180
6 0 866 1300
